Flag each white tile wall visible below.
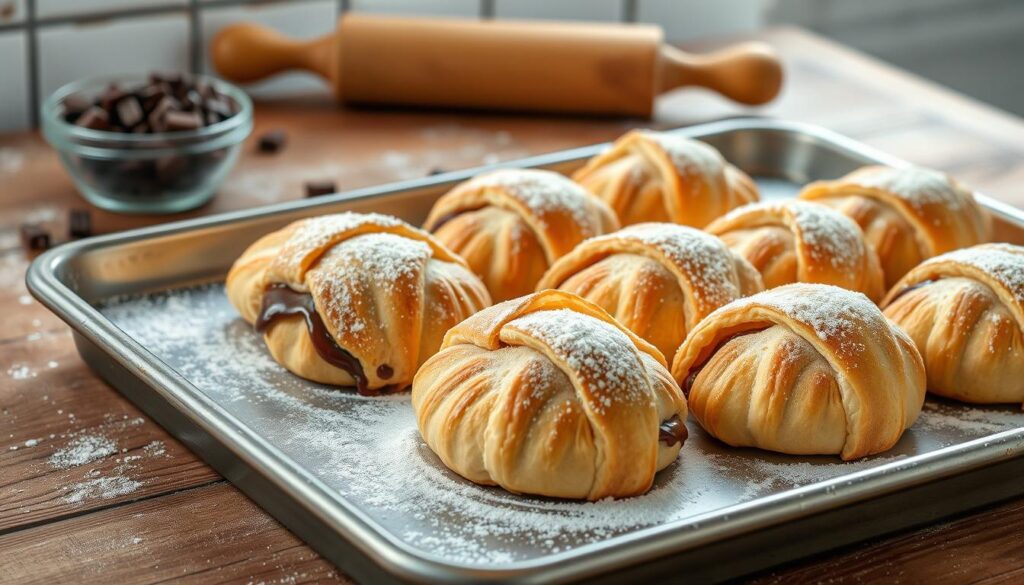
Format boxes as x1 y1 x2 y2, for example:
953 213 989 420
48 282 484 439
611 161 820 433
348 0 479 17
0 0 25 25
37 0 185 19
201 1 337 98
39 14 190 99
636 0 768 41
494 0 622 22
0 32 28 132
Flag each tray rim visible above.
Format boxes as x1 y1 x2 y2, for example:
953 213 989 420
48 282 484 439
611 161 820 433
25 117 1024 584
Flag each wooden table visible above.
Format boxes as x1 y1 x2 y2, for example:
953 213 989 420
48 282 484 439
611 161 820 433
2 27 1023 584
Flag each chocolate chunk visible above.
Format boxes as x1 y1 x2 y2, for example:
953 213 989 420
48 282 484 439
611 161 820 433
164 110 202 131
115 96 144 128
257 129 287 153
69 209 93 239
305 180 337 198
20 223 50 251
147 96 176 132
61 93 92 121
205 97 233 119
99 84 125 111
75 107 111 130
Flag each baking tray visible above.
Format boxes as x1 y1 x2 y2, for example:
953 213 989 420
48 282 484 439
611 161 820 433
27 118 1024 584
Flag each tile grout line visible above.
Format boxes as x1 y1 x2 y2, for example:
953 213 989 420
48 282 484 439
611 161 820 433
622 0 638 23
188 0 202 74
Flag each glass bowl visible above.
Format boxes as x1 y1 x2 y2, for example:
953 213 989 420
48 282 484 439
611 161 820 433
41 73 253 214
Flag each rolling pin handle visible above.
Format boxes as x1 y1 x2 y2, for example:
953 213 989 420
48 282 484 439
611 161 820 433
211 22 336 87
658 42 784 106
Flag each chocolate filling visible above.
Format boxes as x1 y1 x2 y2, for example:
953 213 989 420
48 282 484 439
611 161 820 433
255 284 397 396
659 415 688 447
886 279 937 304
682 329 766 398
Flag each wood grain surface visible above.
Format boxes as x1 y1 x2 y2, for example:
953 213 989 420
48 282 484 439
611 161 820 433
1 26 1023 584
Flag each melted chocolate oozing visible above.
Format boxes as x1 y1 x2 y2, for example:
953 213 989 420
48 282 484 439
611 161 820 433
256 284 392 397
659 415 687 447
682 328 766 398
887 279 936 304
376 364 394 380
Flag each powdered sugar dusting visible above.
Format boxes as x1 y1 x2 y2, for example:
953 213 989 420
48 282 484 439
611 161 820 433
642 131 725 183
307 232 431 336
49 435 118 468
507 309 650 412
935 244 1024 304
468 169 604 234
849 166 966 211
787 201 865 272
274 212 406 274
723 284 879 354
96 284 1024 566
591 223 742 311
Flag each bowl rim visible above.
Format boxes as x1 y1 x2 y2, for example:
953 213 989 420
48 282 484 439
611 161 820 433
41 72 254 145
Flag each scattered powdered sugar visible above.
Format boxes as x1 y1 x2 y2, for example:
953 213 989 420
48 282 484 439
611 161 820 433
601 223 742 311
49 435 118 468
641 131 725 183
273 212 406 273
786 201 864 272
96 284 1024 566
933 244 1024 304
467 169 604 234
6 364 35 380
848 166 966 211
507 309 650 412
307 232 431 335
722 284 879 355
62 476 144 504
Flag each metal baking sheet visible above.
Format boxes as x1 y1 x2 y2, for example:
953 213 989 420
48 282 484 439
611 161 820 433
27 119 1024 584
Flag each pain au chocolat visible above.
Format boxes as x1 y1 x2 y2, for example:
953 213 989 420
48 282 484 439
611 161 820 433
571 130 758 228
799 165 991 288
536 223 763 359
226 212 491 395
412 290 687 500
672 284 925 460
882 243 1024 405
423 169 618 303
706 200 885 301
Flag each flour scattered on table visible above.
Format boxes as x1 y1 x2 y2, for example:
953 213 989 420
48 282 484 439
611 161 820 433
6 364 36 380
49 435 117 468
62 476 143 504
99 284 1024 566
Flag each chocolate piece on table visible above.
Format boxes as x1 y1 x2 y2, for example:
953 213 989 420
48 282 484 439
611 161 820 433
305 180 337 198
257 129 287 153
428 167 447 176
115 96 144 128
165 110 203 131
20 223 51 251
76 107 111 130
69 209 93 239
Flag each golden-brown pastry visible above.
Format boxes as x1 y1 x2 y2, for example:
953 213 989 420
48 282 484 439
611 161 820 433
671 284 925 460
571 129 758 228
881 243 1024 404
706 200 886 301
412 290 687 500
799 165 991 288
226 212 491 395
423 169 619 302
536 223 763 358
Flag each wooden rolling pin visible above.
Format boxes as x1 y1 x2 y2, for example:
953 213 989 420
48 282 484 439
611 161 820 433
211 13 783 117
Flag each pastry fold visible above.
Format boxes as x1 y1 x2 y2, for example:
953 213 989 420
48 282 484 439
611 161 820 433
572 130 758 228
707 200 885 301
537 223 763 358
227 212 491 394
671 284 925 460
412 290 687 500
799 165 991 288
882 243 1024 404
424 169 618 302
